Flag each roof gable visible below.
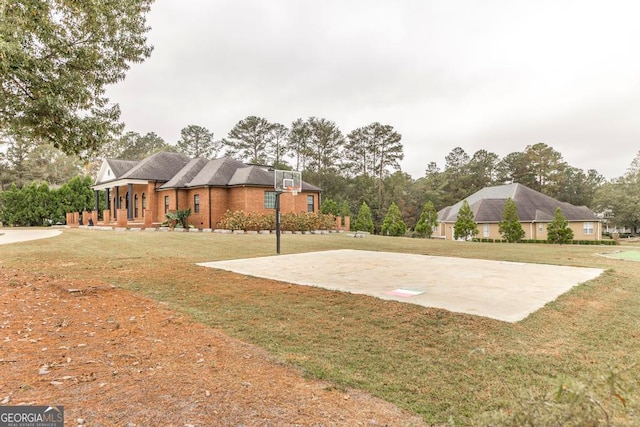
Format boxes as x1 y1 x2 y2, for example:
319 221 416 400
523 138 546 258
121 152 191 181
94 159 138 184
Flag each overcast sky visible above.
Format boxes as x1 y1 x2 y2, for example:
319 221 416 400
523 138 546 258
106 0 640 180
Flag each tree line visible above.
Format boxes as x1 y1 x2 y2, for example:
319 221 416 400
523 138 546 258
2 114 639 233
2 0 638 233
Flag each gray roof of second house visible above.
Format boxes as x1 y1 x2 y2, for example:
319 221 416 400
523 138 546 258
438 183 599 222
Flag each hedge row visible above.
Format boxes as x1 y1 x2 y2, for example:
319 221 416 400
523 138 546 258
473 238 617 245
218 211 336 232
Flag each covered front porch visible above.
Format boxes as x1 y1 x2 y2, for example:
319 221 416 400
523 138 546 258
66 179 161 229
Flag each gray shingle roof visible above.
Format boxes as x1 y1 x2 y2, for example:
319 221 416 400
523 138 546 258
139 153 322 191
188 157 253 187
106 159 138 178
121 152 192 181
439 183 598 222
160 158 210 189
228 165 273 187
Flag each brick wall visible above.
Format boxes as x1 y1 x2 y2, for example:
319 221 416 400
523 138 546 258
101 184 319 229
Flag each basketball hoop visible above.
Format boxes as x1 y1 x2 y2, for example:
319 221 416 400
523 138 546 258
285 187 299 196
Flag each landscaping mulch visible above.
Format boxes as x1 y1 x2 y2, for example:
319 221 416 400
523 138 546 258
0 267 425 427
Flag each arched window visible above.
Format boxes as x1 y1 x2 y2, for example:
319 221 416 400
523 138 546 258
141 193 146 217
134 194 139 217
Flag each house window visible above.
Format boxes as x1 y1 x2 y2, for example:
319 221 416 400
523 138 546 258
583 222 594 235
141 193 146 217
483 224 490 237
194 194 200 213
164 196 170 213
134 194 139 217
264 191 276 209
307 195 314 212
538 224 544 233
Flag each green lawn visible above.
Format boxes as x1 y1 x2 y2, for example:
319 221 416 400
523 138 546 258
2 229 639 425
602 249 640 262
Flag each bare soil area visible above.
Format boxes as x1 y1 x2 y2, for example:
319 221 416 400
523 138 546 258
0 267 425 426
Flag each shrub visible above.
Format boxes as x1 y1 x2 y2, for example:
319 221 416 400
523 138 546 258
498 198 525 242
320 198 339 215
354 202 374 233
414 201 438 238
381 202 406 236
547 208 574 244
218 211 334 232
454 200 478 241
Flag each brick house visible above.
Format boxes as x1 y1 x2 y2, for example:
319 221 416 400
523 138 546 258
435 183 602 241
82 152 321 229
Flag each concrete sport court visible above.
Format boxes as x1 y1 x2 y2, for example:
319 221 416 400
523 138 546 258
198 249 604 323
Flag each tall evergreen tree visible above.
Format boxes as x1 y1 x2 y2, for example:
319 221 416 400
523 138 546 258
498 198 525 242
467 149 499 194
453 200 478 241
415 201 439 238
547 208 574 244
496 151 536 187
224 116 273 164
381 202 406 236
288 118 311 171
524 143 567 196
354 201 374 233
345 122 403 178
267 123 290 168
442 147 473 205
304 117 344 174
177 125 218 159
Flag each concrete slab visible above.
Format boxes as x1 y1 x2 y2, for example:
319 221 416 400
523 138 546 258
198 249 604 322
0 229 62 245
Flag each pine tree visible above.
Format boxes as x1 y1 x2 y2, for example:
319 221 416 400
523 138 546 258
354 202 374 233
414 200 439 238
381 202 406 236
177 125 218 159
498 198 525 242
547 208 574 244
453 200 478 240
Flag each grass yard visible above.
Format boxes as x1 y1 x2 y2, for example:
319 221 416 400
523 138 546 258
2 229 639 425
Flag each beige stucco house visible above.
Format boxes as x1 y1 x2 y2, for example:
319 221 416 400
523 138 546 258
435 183 601 241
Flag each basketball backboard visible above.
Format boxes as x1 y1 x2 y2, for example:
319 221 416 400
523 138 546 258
274 169 302 195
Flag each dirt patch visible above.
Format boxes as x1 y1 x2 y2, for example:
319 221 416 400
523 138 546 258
0 267 425 426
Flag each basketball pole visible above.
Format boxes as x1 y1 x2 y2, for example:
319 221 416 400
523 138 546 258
275 190 282 254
